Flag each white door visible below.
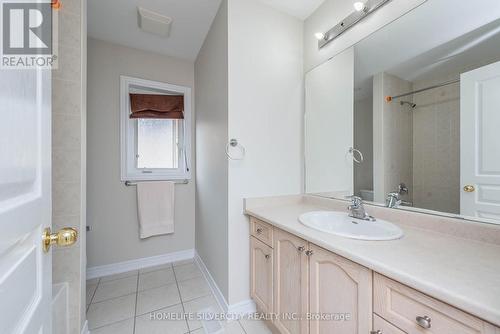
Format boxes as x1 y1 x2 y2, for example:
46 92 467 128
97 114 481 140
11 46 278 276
461 60 500 221
305 48 354 195
0 67 52 333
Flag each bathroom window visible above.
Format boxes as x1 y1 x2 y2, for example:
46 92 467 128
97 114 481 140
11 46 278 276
120 76 192 181
136 119 179 169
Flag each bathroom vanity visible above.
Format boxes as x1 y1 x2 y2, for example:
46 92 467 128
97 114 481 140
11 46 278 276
241 2 500 333
245 195 500 334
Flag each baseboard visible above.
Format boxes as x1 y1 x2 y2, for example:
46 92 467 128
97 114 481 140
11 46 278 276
86 248 195 280
227 298 256 315
81 320 89 334
194 251 229 312
194 251 256 316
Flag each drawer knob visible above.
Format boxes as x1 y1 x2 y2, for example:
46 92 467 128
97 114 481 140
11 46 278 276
256 228 263 234
297 246 305 252
370 331 382 334
416 315 431 329
265 254 270 259
305 250 314 256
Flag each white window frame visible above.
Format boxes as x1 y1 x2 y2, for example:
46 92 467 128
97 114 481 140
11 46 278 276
120 75 192 181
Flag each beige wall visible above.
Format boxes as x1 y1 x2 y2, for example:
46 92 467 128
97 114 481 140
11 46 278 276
354 95 373 197
86 38 195 267
373 73 413 204
227 0 304 305
194 0 303 305
412 76 460 214
373 73 461 213
194 0 229 300
373 72 460 212
52 0 86 332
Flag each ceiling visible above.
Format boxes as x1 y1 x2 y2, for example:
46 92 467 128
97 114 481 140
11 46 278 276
257 0 325 20
88 0 222 61
353 0 500 99
88 0 325 60
388 21 500 83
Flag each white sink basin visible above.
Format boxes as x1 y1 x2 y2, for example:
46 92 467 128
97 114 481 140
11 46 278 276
299 211 403 241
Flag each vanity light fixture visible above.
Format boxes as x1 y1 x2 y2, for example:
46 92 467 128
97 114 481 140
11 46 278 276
353 1 366 12
314 32 326 40
317 0 391 49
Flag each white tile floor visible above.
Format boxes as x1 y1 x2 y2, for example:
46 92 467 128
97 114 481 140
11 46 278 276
86 259 272 334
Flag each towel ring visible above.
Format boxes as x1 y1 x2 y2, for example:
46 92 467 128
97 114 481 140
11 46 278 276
226 139 245 160
349 147 364 164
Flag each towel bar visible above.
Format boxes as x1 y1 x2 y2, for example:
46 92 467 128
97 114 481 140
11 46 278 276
124 180 188 186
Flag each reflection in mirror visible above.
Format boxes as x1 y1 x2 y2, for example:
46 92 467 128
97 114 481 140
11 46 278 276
305 48 354 196
305 5 500 224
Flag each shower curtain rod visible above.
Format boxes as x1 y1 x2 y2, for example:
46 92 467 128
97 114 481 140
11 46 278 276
385 78 460 102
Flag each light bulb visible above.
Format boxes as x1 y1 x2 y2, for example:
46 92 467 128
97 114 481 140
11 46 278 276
353 1 365 11
314 32 325 40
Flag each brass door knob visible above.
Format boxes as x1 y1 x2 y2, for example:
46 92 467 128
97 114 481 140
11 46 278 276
43 227 78 252
463 185 475 193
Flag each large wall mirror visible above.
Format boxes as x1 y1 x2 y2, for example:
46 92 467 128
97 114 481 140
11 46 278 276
305 1 500 225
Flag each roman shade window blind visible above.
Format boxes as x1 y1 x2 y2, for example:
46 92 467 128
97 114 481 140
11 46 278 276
129 94 184 119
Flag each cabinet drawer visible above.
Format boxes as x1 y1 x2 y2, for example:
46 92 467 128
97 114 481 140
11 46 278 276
374 273 497 334
250 236 273 314
373 314 406 334
250 217 273 247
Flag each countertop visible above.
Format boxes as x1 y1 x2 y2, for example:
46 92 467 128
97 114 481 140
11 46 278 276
244 195 500 327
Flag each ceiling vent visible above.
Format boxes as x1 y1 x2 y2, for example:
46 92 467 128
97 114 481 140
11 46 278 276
137 7 172 37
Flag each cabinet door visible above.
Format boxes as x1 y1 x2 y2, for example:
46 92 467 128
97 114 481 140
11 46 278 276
273 229 309 334
250 236 273 314
309 244 372 334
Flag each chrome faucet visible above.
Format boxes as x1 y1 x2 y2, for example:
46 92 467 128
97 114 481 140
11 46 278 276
386 192 402 208
347 196 375 221
386 192 413 208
